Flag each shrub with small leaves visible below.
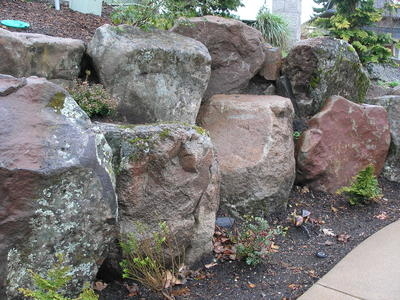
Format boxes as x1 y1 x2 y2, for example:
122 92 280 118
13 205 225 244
67 80 117 119
337 165 382 205
234 216 283 266
18 254 98 300
119 222 184 299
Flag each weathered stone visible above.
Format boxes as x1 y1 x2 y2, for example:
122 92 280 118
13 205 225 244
366 83 394 98
0 28 84 80
171 16 266 99
88 24 211 124
282 37 370 117
259 46 282 81
198 94 295 216
296 95 390 193
0 75 117 299
94 123 220 265
366 63 400 83
365 96 400 182
0 74 26 96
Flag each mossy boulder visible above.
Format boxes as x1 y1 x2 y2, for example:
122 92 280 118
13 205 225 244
282 37 370 117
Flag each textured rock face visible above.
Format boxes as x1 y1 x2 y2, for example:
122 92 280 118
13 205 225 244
365 96 400 182
171 16 266 99
88 25 211 124
282 37 370 117
95 123 220 264
296 95 390 193
198 94 295 216
0 75 117 299
366 63 400 83
0 28 84 80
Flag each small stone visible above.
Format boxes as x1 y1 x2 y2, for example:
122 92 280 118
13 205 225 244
215 217 235 228
316 251 328 259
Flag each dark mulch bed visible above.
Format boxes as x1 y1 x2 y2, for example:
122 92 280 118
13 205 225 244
0 0 113 42
98 177 400 300
2 1 400 299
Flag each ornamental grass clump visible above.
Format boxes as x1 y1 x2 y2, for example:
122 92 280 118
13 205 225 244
337 165 382 205
18 254 98 300
119 222 184 299
253 7 289 50
234 216 283 266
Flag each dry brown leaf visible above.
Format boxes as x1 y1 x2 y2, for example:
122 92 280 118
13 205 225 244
123 283 139 297
375 212 388 220
171 287 190 297
247 282 256 288
305 270 318 278
331 206 338 213
93 281 108 291
337 233 351 243
205 262 218 269
288 283 302 290
322 228 335 236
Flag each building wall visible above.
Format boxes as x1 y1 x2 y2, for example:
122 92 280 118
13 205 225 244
272 0 302 47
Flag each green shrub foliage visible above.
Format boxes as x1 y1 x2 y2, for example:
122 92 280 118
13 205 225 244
67 80 117 119
337 165 382 205
18 254 98 300
253 7 290 49
313 0 399 63
111 0 243 30
234 216 283 266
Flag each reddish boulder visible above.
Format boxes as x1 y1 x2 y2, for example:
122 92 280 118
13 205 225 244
259 46 282 81
171 16 266 99
296 95 390 193
198 94 295 216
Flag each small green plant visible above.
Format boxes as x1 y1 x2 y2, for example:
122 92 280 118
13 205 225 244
253 7 289 49
67 79 117 119
18 254 98 300
119 222 183 299
337 165 382 205
293 131 302 140
234 216 283 266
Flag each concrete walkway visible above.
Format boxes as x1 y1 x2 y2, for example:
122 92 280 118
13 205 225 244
298 220 400 300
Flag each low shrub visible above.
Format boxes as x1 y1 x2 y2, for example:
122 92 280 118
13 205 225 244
18 254 98 300
234 216 283 266
337 165 382 205
119 222 184 299
67 80 117 119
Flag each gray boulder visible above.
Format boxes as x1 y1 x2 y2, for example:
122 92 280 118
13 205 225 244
366 63 400 83
282 37 370 117
365 95 400 182
0 28 84 80
88 25 211 124
171 16 267 99
198 94 295 217
95 122 220 265
0 75 117 299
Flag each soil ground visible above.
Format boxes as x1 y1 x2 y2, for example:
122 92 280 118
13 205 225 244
1 1 400 299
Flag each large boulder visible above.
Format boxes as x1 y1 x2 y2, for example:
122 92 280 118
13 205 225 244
0 75 117 299
0 28 84 80
296 95 390 193
94 123 220 264
88 24 211 124
198 94 295 216
366 63 400 83
282 37 370 117
365 96 400 182
171 16 267 99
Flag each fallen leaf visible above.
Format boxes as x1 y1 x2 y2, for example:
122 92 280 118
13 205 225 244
331 206 338 213
247 282 256 288
93 281 107 291
305 270 318 278
171 287 190 297
375 212 388 220
322 228 335 236
288 283 302 290
205 262 218 269
123 283 139 297
324 240 334 246
337 233 351 243
300 186 310 194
